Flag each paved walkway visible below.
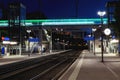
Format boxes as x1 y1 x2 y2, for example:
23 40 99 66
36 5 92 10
59 50 120 80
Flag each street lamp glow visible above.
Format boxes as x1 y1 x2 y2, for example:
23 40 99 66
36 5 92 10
27 30 31 33
97 11 106 17
92 28 96 32
104 28 111 36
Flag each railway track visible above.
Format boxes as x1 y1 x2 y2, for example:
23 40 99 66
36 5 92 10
0 50 81 80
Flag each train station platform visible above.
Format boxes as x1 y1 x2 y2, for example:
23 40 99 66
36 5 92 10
0 50 69 66
1 50 120 80
59 50 120 80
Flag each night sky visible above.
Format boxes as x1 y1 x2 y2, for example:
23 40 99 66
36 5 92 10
1 0 116 19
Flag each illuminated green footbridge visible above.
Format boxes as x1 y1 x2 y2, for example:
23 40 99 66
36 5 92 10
0 18 107 27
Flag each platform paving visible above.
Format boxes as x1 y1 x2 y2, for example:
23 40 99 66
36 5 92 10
59 50 120 80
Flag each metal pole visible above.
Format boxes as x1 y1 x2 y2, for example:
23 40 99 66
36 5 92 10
40 27 43 54
28 33 30 56
50 28 52 53
101 34 104 62
94 33 95 55
101 17 104 62
27 30 31 56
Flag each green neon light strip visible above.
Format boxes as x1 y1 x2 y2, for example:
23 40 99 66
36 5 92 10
42 22 95 26
0 18 107 23
0 18 108 26
0 20 8 23
26 18 107 23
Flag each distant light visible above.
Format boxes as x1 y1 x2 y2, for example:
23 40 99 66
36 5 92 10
92 28 96 32
61 29 63 31
10 41 17 45
0 23 8 26
88 35 91 37
2 41 10 44
56 28 58 31
97 11 106 17
25 23 33 26
110 39 118 43
104 28 111 36
2 41 17 45
112 36 115 39
2 37 10 41
27 30 31 33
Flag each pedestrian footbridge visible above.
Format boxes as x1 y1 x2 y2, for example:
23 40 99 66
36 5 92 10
0 18 107 28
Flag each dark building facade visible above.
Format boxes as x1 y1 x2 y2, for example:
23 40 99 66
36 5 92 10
8 3 26 54
106 1 120 27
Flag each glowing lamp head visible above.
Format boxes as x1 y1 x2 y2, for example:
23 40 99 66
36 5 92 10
104 28 111 36
97 11 106 17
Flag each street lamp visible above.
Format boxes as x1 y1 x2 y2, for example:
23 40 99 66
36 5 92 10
92 28 96 55
97 11 106 62
27 30 31 56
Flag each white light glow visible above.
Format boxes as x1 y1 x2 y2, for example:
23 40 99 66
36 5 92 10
92 28 96 32
2 41 17 45
104 28 111 35
10 41 17 45
97 11 106 17
2 41 10 44
110 39 119 43
25 23 33 26
27 30 31 33
0 23 8 26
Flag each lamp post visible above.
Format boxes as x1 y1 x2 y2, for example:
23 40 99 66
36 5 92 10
50 28 52 53
27 30 31 56
92 28 96 55
97 11 106 62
